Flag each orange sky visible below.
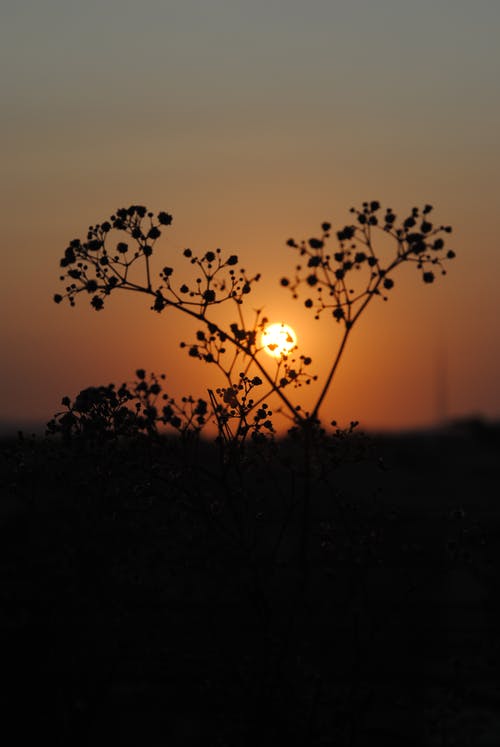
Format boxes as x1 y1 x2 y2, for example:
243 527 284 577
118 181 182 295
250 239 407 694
2 1 500 433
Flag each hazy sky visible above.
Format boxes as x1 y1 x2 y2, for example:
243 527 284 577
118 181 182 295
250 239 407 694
2 0 499 432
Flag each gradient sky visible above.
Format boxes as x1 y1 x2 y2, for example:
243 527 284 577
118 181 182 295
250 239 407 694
2 0 499 432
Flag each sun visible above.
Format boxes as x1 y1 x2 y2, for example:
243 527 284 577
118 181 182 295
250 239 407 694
261 323 297 358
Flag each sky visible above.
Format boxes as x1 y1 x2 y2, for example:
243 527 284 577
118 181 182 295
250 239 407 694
1 0 499 433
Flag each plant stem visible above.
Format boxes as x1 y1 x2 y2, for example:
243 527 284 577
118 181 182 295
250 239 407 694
311 324 351 421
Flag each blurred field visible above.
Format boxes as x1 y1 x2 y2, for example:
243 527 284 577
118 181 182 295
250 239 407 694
1 422 499 746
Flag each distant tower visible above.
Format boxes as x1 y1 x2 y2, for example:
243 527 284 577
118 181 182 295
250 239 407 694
434 342 448 427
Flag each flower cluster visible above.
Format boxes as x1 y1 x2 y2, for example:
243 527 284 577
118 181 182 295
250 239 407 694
47 370 208 440
281 202 456 327
54 205 172 310
54 204 259 317
209 373 275 445
155 248 259 316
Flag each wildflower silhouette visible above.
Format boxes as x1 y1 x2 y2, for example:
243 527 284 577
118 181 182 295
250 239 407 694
49 203 461 743
54 201 455 436
47 370 208 440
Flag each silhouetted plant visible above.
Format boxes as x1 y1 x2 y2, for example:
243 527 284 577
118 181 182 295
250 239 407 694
47 369 208 440
54 201 455 433
44 203 468 743
281 201 455 418
50 200 456 640
51 200 457 609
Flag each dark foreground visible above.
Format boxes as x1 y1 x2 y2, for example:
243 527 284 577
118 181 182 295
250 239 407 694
1 423 499 746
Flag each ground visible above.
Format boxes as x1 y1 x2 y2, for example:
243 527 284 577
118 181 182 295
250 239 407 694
1 423 499 745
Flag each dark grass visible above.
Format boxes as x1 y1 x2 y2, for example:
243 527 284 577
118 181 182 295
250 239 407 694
1 423 500 746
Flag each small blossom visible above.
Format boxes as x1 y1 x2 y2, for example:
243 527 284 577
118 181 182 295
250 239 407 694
158 211 173 225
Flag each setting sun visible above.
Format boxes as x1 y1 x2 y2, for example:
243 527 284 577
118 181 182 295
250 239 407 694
261 323 297 358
